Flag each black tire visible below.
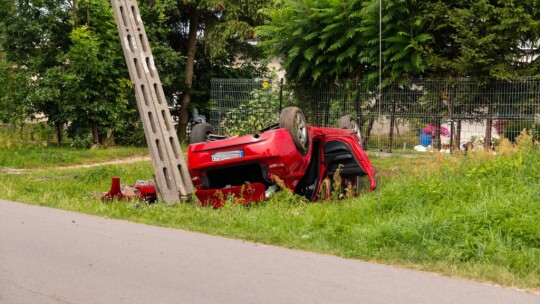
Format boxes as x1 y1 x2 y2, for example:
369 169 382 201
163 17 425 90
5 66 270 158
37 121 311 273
338 115 362 143
190 123 215 144
279 107 310 155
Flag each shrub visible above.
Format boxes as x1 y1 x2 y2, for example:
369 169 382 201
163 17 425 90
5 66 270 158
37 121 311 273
221 83 280 136
501 120 540 143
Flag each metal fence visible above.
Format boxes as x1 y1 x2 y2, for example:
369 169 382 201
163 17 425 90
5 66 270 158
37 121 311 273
209 78 540 152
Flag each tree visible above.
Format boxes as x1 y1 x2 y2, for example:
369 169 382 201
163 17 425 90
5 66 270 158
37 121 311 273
0 0 269 146
421 0 540 147
1 0 145 145
0 0 72 139
1 0 72 72
0 54 34 132
61 0 132 144
164 0 271 142
12 0 135 145
422 0 540 79
257 0 430 87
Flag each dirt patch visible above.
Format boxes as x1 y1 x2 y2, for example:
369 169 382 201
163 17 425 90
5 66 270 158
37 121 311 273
1 168 31 174
369 151 432 158
56 156 151 170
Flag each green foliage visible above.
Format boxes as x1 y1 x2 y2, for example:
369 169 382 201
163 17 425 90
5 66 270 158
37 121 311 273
502 120 540 143
258 0 428 86
222 82 280 135
196 0 271 60
111 119 147 147
0 0 271 146
61 0 134 142
0 2 40 126
1 0 71 71
138 0 272 142
67 134 95 149
258 0 539 85
0 123 56 147
0 57 33 125
421 0 540 79
0 0 139 144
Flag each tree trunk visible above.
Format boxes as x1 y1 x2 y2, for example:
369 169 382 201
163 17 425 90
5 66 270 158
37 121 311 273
363 115 376 149
362 97 379 149
56 123 63 144
19 123 24 140
71 0 77 27
354 87 363 127
92 121 99 144
177 7 199 142
455 119 462 148
434 117 442 150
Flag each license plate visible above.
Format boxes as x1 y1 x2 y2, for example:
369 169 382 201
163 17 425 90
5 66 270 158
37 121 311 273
211 150 244 162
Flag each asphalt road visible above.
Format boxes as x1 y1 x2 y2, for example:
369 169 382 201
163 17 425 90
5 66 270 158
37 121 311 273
1 200 538 304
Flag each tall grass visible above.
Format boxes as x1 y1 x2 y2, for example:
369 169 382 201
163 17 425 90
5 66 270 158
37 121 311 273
0 123 56 145
0 133 538 290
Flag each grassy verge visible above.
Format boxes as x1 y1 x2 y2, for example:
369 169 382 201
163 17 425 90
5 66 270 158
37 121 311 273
0 146 148 169
0 138 538 291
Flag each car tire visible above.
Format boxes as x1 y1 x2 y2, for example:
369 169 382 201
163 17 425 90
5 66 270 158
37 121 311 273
338 115 362 143
190 123 215 144
279 107 309 155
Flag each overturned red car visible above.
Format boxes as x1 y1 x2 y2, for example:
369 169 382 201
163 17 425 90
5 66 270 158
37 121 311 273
187 107 376 207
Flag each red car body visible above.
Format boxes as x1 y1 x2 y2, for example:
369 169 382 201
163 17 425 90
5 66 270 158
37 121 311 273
187 126 376 207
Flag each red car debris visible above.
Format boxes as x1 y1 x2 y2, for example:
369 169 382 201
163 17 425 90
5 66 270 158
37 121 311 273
188 107 376 207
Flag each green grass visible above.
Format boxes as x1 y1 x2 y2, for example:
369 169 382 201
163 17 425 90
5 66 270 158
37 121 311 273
0 141 539 291
0 146 149 169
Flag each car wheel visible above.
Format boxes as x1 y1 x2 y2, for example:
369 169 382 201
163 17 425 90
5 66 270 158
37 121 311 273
279 107 309 155
190 123 215 144
339 115 362 143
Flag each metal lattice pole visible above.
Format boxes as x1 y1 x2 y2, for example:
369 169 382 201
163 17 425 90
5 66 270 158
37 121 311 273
110 0 193 204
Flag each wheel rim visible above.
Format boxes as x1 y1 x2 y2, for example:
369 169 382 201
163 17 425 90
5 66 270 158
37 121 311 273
295 112 307 145
351 120 362 143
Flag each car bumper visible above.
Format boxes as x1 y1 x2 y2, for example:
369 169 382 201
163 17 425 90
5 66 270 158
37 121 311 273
195 182 266 208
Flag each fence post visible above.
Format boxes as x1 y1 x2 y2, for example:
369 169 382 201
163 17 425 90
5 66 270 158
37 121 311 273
387 99 396 153
218 83 223 131
376 92 383 152
449 84 455 154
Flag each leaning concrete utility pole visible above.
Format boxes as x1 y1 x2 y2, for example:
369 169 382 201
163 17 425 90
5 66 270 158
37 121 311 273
110 0 193 204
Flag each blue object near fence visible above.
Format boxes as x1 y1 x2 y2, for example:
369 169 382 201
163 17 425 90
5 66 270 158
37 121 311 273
418 133 432 147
